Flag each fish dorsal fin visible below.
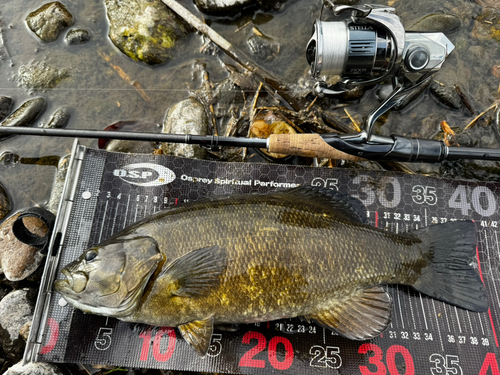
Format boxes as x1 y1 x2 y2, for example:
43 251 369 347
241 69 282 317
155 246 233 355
306 286 392 340
178 316 214 356
277 186 368 224
159 245 225 298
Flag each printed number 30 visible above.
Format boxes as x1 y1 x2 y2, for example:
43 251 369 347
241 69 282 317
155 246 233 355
94 327 113 351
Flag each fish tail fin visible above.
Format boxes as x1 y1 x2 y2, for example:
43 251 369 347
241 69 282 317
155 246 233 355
411 221 488 312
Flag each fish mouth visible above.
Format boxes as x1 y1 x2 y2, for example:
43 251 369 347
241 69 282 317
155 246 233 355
55 269 88 294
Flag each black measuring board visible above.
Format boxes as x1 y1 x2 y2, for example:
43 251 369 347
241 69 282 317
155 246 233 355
31 145 500 374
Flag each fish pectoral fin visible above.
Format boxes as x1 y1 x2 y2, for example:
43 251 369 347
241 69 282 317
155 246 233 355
178 316 214 356
159 245 226 298
307 286 392 340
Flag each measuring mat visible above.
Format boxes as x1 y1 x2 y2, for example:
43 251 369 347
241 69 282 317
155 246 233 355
25 140 500 374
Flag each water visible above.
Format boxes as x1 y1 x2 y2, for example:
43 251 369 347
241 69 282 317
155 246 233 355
1 0 500 213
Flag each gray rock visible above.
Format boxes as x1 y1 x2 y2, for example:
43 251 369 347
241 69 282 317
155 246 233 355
408 14 461 34
247 27 280 61
40 107 70 129
4 361 64 375
65 28 91 45
47 155 70 214
195 0 254 15
0 289 37 362
0 182 10 220
26 2 73 43
105 139 157 154
17 61 69 90
429 82 462 110
105 0 191 66
0 98 46 139
161 97 208 159
0 96 14 122
0 213 48 281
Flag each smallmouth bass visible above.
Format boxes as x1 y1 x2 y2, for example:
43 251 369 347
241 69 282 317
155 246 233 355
55 187 488 355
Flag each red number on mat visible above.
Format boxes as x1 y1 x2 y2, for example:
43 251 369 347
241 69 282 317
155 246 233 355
480 353 500 375
359 343 414 375
239 331 267 368
239 331 294 370
139 327 176 362
40 318 59 355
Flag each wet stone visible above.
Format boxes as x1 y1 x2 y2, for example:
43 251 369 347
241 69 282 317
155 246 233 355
4 360 65 375
472 8 500 43
408 13 461 33
40 107 70 129
0 183 10 220
195 0 255 16
247 27 280 61
65 28 91 45
0 213 48 281
0 97 14 122
0 98 46 139
17 61 69 90
47 155 70 214
429 82 462 110
105 0 191 66
25 2 73 43
161 97 208 159
0 289 37 362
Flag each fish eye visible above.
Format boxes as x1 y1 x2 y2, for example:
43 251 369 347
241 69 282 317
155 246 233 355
85 250 98 262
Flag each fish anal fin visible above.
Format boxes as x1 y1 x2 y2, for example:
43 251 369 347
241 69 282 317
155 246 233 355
307 286 392 340
159 245 225 298
178 316 214 356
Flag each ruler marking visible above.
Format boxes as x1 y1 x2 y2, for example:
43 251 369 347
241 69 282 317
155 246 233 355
123 194 130 229
425 208 428 227
454 306 462 334
431 299 445 352
407 287 417 330
419 292 429 330
98 200 109 243
111 202 119 236
443 303 451 332
478 312 485 336
134 203 139 223
466 310 474 334
395 285 405 329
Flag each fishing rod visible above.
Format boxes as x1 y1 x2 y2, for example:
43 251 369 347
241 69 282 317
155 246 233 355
2 125 500 162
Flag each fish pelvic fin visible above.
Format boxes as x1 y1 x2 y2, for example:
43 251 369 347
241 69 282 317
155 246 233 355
159 245 226 298
306 285 392 340
178 316 214 356
412 221 488 312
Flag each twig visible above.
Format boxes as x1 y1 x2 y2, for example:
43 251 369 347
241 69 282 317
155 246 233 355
250 82 263 123
464 102 498 131
454 85 476 115
305 96 318 112
235 20 252 33
344 108 361 132
98 51 151 102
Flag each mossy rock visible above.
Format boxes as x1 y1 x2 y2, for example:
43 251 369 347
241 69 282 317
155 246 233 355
472 7 500 43
105 0 191 66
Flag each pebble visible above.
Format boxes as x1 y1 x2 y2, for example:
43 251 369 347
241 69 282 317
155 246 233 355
429 82 462 110
0 289 37 362
0 98 46 139
0 96 14 122
161 97 208 159
47 155 70 214
4 361 65 375
0 182 10 220
104 0 191 65
0 213 48 281
40 107 70 129
65 28 91 45
25 2 73 43
408 13 461 34
17 61 69 90
247 27 280 61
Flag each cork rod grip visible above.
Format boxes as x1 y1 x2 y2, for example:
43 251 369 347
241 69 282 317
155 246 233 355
268 134 362 161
